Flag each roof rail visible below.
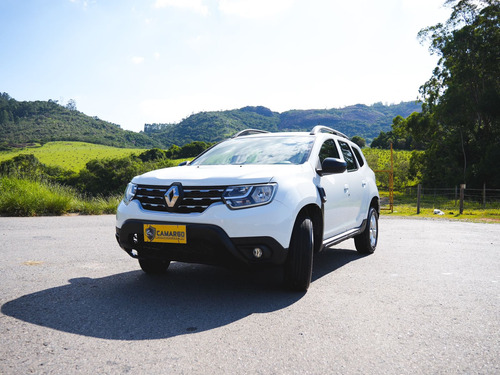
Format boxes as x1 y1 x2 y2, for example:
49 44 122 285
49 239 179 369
309 125 349 139
232 129 270 138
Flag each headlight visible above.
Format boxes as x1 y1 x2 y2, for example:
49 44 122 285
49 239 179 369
223 183 276 209
123 183 137 205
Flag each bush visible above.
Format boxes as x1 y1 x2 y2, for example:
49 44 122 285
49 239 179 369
0 176 76 216
0 176 121 216
165 141 212 159
138 148 167 162
0 153 75 183
73 156 175 196
363 148 423 190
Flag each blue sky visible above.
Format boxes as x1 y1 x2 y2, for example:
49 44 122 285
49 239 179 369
0 0 451 132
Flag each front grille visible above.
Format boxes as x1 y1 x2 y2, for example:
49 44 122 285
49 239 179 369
134 185 226 213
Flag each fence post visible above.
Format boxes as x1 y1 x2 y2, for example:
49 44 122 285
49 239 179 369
459 184 466 214
417 184 422 214
455 185 458 206
483 182 486 209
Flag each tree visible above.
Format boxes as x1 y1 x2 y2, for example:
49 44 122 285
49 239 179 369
66 99 77 111
350 136 366 148
138 148 167 162
413 0 500 187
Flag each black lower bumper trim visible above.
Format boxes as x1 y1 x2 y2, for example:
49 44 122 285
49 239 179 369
116 220 287 267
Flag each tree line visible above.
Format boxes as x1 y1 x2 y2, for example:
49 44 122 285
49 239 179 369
143 102 421 147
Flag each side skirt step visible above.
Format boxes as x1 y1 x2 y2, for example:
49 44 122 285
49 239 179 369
322 219 367 248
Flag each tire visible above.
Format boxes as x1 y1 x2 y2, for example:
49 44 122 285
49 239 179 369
284 215 314 292
139 258 170 274
354 207 378 254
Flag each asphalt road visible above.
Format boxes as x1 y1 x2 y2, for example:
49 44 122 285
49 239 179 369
0 215 499 374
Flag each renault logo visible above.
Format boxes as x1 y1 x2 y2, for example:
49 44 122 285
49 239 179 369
165 185 181 208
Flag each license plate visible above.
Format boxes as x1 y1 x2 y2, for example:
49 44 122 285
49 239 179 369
143 224 187 244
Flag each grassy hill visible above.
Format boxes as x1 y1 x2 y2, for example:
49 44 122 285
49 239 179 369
0 93 160 149
0 142 148 172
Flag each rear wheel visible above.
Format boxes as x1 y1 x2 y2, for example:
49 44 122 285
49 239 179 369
284 215 314 292
139 258 170 274
354 207 378 254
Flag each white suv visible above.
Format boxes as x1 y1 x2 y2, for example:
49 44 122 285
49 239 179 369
116 126 379 291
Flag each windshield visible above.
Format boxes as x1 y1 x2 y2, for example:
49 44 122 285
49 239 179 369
190 136 314 166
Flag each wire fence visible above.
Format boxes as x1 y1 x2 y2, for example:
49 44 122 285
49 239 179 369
381 185 500 211
373 148 500 213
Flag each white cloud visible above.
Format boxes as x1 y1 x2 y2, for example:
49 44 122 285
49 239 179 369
131 56 145 64
154 0 209 16
69 0 90 9
218 0 294 19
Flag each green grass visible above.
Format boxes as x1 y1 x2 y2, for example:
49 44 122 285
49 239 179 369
0 142 147 172
0 176 120 216
379 191 500 223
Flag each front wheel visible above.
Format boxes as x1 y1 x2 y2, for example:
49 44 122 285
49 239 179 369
284 215 314 292
139 258 170 274
354 207 378 254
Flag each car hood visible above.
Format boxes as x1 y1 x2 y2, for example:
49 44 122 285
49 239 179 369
132 164 311 186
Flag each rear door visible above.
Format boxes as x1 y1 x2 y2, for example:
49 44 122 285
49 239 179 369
337 140 365 230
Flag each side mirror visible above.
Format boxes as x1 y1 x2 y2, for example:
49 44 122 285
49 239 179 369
178 161 190 166
318 158 347 175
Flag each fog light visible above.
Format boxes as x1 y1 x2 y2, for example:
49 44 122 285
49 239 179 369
253 247 263 258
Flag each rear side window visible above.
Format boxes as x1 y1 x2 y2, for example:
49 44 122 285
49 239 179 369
338 141 357 171
352 146 365 167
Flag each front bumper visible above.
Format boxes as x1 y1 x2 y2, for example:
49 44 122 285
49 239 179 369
116 198 297 250
116 219 288 267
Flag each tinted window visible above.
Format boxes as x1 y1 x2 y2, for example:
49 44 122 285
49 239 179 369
338 141 357 171
352 146 365 167
318 139 340 163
